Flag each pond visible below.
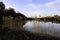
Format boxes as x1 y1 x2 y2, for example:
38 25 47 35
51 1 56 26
23 21 60 38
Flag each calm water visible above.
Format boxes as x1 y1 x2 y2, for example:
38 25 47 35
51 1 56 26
23 21 60 37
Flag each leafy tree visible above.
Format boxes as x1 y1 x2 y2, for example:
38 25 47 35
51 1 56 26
0 2 5 29
54 15 58 17
0 2 5 14
4 8 15 16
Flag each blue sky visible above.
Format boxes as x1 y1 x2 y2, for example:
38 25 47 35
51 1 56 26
0 0 60 17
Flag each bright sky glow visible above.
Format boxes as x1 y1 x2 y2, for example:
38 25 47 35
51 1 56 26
0 0 60 17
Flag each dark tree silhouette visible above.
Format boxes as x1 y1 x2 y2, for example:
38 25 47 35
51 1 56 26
0 2 5 30
4 8 15 16
0 2 5 15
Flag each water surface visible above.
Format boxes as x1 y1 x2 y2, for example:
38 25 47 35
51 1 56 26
23 21 60 37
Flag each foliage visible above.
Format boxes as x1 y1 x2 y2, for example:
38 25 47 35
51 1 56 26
0 2 5 15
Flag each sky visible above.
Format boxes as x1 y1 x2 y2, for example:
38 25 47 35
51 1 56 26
0 0 60 17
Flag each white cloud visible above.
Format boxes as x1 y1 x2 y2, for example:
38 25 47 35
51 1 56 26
27 0 32 2
46 1 60 9
27 0 60 17
46 2 60 7
56 0 60 1
45 0 60 16
28 3 42 9
26 11 43 17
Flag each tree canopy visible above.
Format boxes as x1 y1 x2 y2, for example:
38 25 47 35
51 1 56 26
0 2 5 13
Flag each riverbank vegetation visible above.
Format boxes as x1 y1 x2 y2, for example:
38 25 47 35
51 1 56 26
1 27 60 40
28 15 60 22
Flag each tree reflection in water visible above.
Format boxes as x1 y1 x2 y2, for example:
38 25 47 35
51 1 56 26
23 21 60 38
2 19 27 31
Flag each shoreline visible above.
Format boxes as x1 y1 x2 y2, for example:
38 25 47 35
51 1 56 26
1 27 60 40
